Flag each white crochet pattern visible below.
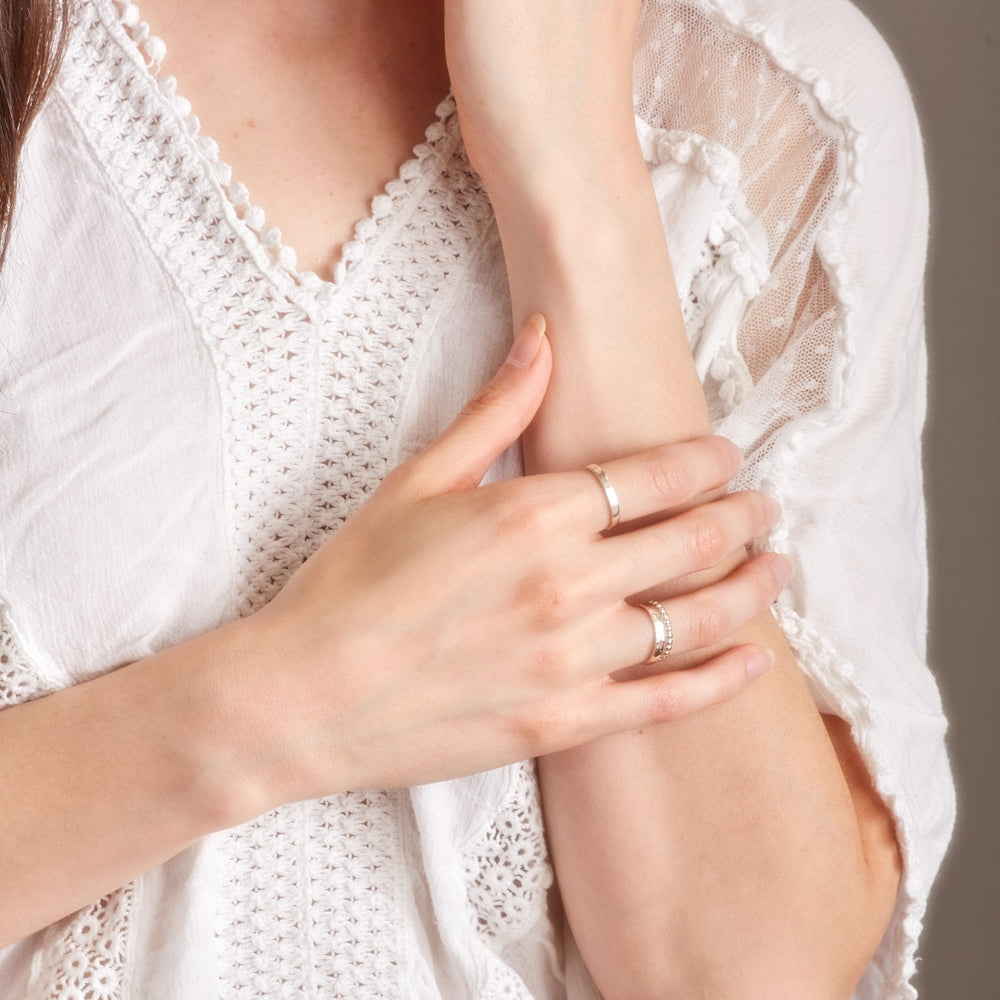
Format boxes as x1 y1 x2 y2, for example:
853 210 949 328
215 794 406 998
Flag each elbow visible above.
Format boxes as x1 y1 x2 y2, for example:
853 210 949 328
594 851 902 1000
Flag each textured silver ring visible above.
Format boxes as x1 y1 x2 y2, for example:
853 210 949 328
585 463 621 531
640 601 674 662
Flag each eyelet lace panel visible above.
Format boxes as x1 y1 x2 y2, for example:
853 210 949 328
461 760 553 954
27 889 136 1000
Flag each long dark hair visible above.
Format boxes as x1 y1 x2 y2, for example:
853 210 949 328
0 0 70 270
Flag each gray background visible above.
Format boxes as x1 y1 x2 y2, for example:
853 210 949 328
851 1 998 996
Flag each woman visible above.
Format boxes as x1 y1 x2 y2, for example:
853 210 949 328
0 0 953 997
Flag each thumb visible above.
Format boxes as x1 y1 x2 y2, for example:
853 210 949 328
410 313 552 494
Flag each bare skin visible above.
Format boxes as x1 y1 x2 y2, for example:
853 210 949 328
143 2 901 993
445 3 900 994
140 0 452 278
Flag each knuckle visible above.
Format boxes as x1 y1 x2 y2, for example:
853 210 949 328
649 679 686 723
504 706 547 750
509 492 560 539
687 512 726 564
690 598 727 648
647 447 692 502
507 697 571 752
522 571 576 630
461 378 508 418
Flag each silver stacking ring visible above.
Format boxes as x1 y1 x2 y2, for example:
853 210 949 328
639 601 674 663
585 463 621 531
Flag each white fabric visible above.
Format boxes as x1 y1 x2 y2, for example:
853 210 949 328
0 0 953 997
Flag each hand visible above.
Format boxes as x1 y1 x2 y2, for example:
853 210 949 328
231 316 787 810
443 0 643 188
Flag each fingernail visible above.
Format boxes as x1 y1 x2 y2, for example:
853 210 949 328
773 554 793 588
505 313 546 368
746 648 774 679
720 437 744 474
762 493 782 523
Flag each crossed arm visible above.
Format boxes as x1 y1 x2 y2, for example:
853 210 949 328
446 3 902 996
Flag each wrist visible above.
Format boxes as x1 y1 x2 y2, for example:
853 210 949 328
483 141 652 239
490 158 662 319
192 608 373 821
152 618 300 832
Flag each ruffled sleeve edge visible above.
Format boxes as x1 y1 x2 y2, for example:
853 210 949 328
772 602 953 1000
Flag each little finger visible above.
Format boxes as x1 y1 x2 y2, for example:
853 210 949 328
586 553 790 672
595 643 774 736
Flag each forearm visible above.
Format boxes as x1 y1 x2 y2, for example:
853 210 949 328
494 154 710 466
490 160 898 996
0 625 252 946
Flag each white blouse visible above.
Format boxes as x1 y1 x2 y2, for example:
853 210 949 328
0 0 954 997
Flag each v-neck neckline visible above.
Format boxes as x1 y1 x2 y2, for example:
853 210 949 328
102 0 459 319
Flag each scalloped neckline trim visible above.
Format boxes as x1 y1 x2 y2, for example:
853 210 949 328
110 0 458 306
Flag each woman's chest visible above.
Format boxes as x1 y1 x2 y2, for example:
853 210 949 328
1 0 510 687
136 0 452 281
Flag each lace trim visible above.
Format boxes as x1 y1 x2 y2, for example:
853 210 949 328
29 888 136 1000
0 600 55 707
461 760 553 953
772 603 921 1000
110 1 458 304
638 125 741 203
640 126 767 418
696 0 866 415
684 211 769 417
637 1 867 497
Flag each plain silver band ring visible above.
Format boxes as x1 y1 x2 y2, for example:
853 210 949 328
640 601 674 662
585 464 621 530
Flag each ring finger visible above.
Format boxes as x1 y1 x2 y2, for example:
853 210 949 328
578 552 791 678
